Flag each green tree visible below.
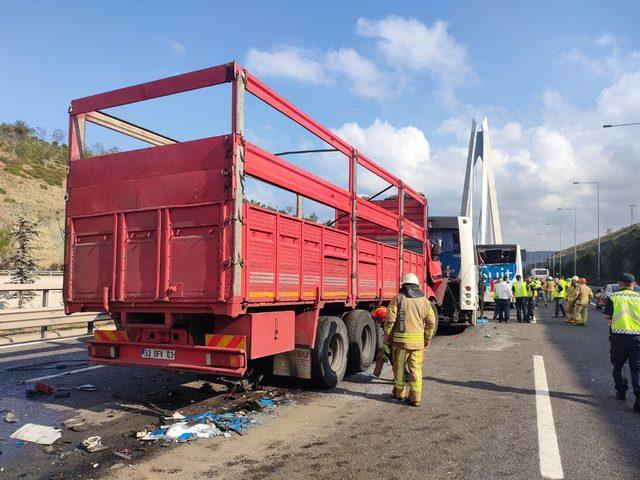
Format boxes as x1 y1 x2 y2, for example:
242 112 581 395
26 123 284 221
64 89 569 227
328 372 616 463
8 217 39 308
0 227 12 267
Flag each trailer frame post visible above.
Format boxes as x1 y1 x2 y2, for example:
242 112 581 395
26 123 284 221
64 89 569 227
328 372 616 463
231 65 246 298
398 185 405 286
350 150 358 303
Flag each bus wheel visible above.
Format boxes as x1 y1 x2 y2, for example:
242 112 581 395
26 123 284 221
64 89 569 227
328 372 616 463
343 309 376 372
311 316 348 388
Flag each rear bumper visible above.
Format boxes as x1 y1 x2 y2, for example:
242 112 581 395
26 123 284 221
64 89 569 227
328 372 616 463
87 339 247 376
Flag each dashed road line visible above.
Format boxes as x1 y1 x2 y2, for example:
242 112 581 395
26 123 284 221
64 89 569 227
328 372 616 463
24 365 104 383
533 355 564 479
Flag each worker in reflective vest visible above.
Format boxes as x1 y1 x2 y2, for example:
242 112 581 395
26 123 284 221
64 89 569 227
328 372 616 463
512 275 528 323
572 278 593 326
553 275 567 318
566 276 580 324
384 273 436 407
604 273 640 413
526 277 536 321
544 276 555 303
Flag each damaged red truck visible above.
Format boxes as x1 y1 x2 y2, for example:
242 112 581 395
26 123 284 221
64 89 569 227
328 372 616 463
63 62 446 388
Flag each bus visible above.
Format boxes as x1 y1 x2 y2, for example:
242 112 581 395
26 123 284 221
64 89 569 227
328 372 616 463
530 268 550 280
476 244 523 305
428 216 478 328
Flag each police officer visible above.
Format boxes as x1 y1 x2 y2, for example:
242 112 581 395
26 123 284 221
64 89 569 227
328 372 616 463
512 275 528 323
603 273 640 412
553 275 567 318
526 276 536 321
384 273 436 407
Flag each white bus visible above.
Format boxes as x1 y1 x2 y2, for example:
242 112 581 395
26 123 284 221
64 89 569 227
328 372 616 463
476 244 523 305
530 268 550 280
428 216 478 328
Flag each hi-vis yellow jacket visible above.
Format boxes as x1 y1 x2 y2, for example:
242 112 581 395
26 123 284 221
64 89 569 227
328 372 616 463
610 289 640 335
384 294 436 350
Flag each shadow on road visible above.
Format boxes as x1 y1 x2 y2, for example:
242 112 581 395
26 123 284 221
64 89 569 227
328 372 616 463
424 375 599 406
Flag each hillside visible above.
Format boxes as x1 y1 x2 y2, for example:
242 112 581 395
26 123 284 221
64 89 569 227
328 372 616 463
0 121 69 268
554 223 640 285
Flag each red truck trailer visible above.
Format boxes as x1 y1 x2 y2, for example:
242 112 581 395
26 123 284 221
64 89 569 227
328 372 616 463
63 62 445 387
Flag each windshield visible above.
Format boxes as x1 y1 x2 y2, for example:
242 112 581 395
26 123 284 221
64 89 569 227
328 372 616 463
478 248 516 264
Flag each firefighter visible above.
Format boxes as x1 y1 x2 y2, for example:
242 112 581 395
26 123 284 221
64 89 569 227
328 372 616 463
553 275 567 318
566 276 580 324
384 273 436 407
604 273 640 412
512 275 528 323
573 278 593 326
545 276 555 303
372 306 391 362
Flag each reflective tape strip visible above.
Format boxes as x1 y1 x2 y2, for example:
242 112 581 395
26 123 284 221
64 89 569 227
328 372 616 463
94 330 128 342
324 291 348 296
249 291 275 298
205 334 247 350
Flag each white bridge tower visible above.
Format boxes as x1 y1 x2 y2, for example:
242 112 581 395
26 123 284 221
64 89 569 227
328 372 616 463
460 118 503 244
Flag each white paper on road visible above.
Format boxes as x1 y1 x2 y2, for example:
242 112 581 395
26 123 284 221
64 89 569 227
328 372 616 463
533 355 564 479
10 423 62 445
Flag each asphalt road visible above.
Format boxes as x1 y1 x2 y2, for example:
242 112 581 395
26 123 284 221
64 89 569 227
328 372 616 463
1 305 639 479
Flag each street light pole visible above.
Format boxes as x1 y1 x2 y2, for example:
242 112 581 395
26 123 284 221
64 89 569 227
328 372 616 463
603 122 640 128
558 208 577 276
629 204 637 225
546 222 561 276
573 181 600 279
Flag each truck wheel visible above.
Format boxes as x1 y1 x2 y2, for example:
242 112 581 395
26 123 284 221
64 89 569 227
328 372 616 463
311 316 348 388
343 309 376 372
430 300 440 336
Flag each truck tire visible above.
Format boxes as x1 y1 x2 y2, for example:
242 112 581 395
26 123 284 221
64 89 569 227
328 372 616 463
311 316 349 388
343 309 376 372
430 300 440 336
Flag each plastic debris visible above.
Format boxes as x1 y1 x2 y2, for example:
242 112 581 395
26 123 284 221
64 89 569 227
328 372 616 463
10 423 62 445
35 382 56 394
58 384 97 392
258 397 275 408
114 451 132 460
4 411 18 423
162 411 185 422
81 436 108 453
476 318 489 325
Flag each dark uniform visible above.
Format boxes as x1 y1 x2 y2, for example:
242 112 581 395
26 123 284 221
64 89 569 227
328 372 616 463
603 273 640 412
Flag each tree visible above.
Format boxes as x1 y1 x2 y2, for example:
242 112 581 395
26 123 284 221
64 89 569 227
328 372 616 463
0 227 12 268
8 217 39 308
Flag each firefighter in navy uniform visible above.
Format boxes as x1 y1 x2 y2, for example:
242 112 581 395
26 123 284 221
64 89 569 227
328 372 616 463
384 273 436 407
604 273 640 413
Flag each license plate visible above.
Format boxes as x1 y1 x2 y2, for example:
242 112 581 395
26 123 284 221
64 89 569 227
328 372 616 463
141 348 176 360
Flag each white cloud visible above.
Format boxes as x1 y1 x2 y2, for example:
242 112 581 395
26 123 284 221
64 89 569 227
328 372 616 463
561 34 640 79
356 15 469 104
167 40 185 56
325 49 393 101
245 46 330 85
245 45 393 101
596 70 640 120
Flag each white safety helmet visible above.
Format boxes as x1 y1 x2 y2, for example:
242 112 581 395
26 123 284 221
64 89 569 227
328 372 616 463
571 275 580 282
547 276 553 280
401 273 420 285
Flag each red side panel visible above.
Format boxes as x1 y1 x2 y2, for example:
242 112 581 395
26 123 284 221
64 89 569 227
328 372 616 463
382 245 398 297
66 136 230 309
357 238 378 298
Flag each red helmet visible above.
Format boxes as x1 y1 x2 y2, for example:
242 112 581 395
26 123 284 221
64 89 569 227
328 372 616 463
579 278 587 284
372 306 388 319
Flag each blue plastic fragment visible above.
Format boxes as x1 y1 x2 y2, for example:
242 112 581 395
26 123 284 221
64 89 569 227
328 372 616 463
177 432 195 443
258 397 275 407
16 440 24 446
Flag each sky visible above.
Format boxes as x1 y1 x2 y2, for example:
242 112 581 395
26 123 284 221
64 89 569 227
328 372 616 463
2 0 640 250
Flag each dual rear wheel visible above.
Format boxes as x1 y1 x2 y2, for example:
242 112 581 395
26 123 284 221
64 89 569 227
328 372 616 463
311 310 377 388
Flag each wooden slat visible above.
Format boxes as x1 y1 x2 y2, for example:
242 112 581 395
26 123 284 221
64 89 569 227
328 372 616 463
86 111 177 146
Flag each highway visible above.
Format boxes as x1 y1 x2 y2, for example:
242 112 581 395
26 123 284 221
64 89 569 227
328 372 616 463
1 306 639 479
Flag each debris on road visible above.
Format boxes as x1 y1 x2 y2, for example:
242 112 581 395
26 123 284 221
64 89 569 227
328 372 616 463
3 411 18 423
10 423 62 445
81 436 108 453
113 450 132 460
63 417 88 431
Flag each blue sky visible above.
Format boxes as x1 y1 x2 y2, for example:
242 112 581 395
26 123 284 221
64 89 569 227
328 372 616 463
2 1 640 249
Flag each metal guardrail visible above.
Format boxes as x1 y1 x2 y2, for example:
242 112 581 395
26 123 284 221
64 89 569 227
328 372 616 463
0 283 111 338
0 270 63 276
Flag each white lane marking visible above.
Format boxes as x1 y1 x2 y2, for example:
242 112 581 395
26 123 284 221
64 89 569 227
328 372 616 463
533 355 564 479
24 365 104 383
0 334 91 350
0 347 85 364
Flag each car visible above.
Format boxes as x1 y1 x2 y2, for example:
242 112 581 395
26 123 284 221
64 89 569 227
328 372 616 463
595 283 640 309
